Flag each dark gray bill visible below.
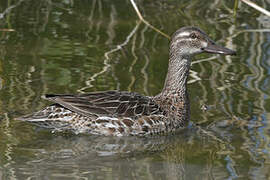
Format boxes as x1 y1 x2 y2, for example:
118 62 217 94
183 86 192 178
203 43 236 55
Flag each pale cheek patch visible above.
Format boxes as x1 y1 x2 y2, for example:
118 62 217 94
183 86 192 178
201 41 208 48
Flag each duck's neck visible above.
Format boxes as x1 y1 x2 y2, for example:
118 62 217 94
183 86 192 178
160 53 191 97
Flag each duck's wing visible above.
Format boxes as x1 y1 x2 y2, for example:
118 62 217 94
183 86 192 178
43 90 162 118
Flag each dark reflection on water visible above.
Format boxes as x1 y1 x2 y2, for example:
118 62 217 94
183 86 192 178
0 0 270 179
2 124 237 179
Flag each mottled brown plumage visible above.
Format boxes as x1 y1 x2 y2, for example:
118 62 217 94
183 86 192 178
17 27 236 136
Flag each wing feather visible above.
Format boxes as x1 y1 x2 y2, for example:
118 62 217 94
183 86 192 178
43 91 162 118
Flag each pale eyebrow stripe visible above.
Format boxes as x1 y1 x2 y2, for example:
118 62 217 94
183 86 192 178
176 32 190 37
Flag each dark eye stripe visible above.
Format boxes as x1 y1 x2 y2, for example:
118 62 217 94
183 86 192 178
190 33 197 39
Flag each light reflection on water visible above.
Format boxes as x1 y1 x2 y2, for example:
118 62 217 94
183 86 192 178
0 123 237 179
0 0 270 179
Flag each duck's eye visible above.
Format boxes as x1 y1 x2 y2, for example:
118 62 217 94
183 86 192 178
190 33 197 39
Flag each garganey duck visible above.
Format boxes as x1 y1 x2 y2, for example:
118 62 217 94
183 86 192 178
17 27 236 136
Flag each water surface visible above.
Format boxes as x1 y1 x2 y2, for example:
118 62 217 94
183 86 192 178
0 0 270 179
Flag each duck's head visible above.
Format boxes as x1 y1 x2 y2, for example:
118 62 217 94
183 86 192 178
170 27 236 57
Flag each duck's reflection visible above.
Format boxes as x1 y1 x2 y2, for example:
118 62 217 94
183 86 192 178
10 126 233 180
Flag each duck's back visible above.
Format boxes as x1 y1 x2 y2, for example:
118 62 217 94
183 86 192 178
18 91 170 136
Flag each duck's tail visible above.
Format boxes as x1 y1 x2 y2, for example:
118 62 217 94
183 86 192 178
16 104 73 130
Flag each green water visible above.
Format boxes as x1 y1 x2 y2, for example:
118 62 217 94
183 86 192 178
0 0 270 179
